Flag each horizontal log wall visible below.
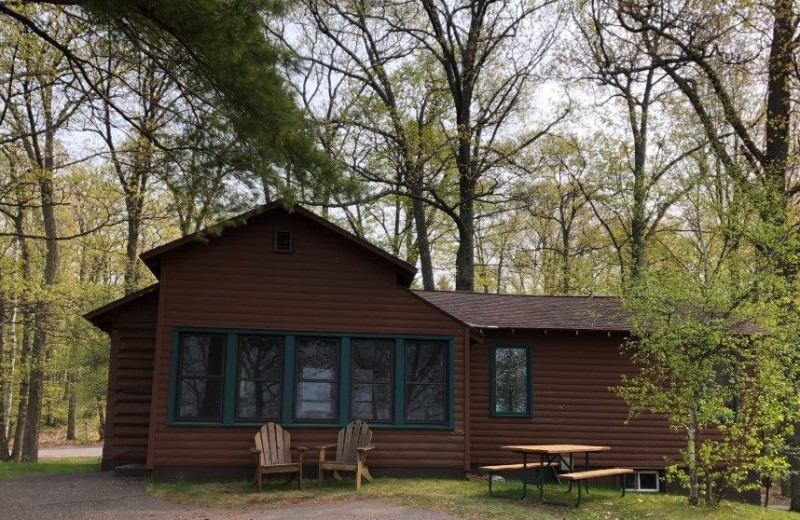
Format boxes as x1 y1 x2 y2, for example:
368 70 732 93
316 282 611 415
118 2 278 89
148 209 466 471
471 330 683 469
102 292 158 468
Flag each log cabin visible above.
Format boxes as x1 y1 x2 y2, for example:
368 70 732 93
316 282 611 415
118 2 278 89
84 201 680 490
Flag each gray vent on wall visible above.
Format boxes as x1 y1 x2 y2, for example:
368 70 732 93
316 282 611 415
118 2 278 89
274 230 293 253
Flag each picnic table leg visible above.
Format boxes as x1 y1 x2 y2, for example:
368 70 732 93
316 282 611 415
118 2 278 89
539 454 545 501
575 480 583 507
584 453 590 493
566 454 573 493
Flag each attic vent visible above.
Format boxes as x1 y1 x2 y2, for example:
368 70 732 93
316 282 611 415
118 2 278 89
274 230 293 253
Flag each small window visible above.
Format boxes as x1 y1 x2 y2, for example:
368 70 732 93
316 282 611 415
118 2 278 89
176 333 226 421
274 230 293 253
405 340 447 424
625 470 661 492
351 339 394 422
491 345 531 416
236 335 283 421
294 338 339 421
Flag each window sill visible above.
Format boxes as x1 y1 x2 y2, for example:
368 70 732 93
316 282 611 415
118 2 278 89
166 421 454 430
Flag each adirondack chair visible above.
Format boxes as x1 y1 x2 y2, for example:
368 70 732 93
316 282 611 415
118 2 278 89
250 423 308 491
316 420 375 489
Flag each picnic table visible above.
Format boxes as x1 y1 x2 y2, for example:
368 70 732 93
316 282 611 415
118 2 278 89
498 444 629 506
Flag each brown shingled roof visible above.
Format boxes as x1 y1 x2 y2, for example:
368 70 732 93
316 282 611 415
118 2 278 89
413 291 630 331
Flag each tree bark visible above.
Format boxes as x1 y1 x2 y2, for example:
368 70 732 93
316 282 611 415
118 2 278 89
688 406 699 506
0 297 8 460
124 209 141 294
22 170 59 463
455 174 475 291
11 314 32 462
66 374 76 441
3 266 18 449
412 191 435 291
96 396 105 440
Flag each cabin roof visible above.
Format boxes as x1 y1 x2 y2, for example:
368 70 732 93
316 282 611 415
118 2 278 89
82 283 160 331
413 291 630 331
139 201 417 285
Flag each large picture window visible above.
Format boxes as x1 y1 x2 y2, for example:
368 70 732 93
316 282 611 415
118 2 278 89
294 338 339 421
491 345 531 417
168 329 453 428
176 333 226 421
237 335 283 421
405 340 447 424
351 339 393 422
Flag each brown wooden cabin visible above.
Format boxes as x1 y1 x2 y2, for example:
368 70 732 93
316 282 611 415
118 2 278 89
85 202 682 483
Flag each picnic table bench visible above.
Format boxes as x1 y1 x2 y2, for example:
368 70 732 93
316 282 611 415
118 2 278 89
559 467 633 506
479 461 558 498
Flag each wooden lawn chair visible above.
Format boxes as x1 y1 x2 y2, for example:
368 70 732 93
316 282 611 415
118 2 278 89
316 420 375 489
251 422 307 491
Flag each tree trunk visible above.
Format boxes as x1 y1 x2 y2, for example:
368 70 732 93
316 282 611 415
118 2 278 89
10 208 31 463
22 171 60 463
66 375 76 441
412 192 435 291
561 221 571 295
11 315 32 462
124 209 141 295
96 396 105 440
688 407 699 506
455 171 475 291
3 271 18 447
0 297 8 460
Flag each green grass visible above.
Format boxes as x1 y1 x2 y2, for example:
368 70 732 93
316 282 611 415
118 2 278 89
147 476 795 520
0 457 100 480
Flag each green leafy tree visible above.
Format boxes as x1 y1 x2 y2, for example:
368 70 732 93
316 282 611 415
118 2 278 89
0 0 335 193
619 269 799 506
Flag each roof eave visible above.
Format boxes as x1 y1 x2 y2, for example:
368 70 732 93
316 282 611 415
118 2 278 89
83 283 160 329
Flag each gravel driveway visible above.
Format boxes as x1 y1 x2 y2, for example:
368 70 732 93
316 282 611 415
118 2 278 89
0 472 464 520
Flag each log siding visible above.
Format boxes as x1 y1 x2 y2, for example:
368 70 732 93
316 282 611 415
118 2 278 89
471 330 684 469
146 208 468 472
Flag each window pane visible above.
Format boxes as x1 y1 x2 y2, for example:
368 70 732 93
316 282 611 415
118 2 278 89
297 339 338 381
351 340 393 421
179 378 223 420
352 383 392 421
405 383 445 423
494 347 528 414
295 338 339 421
238 380 280 420
352 340 393 382
177 334 225 421
406 341 445 383
295 382 337 420
238 336 283 379
180 334 225 376
638 472 659 491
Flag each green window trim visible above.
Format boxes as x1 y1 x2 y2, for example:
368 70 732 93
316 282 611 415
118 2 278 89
167 327 455 430
490 343 532 418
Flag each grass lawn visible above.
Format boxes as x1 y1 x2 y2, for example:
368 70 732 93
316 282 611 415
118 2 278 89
0 457 100 480
148 476 795 520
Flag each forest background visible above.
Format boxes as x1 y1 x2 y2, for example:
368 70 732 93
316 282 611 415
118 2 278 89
1 0 800 509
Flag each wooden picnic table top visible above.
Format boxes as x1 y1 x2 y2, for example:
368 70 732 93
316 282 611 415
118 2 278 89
499 444 611 454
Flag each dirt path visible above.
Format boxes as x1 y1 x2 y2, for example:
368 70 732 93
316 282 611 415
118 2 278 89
0 472 464 520
38 445 103 459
